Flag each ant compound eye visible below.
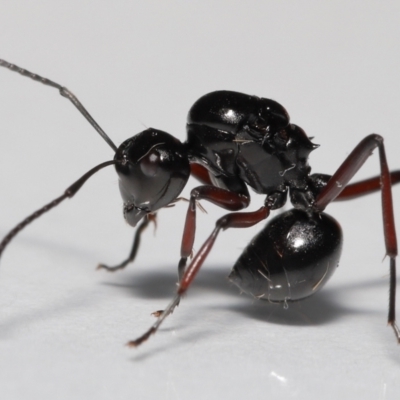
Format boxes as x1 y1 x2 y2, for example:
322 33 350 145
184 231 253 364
140 150 161 177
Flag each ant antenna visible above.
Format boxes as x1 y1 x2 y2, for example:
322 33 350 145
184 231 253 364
0 59 117 152
0 160 119 258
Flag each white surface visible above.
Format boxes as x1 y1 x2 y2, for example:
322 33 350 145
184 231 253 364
0 1 400 399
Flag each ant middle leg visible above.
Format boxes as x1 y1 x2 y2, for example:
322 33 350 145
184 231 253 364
128 205 270 347
178 176 250 280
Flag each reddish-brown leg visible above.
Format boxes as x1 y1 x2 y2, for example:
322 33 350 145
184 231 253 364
335 170 400 201
178 185 250 279
128 206 270 347
315 134 399 342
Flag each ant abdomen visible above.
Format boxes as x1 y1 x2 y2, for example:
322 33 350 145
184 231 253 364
229 209 343 302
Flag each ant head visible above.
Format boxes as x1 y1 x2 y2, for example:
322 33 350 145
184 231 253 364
114 129 190 227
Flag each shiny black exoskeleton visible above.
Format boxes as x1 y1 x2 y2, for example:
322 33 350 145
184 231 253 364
0 59 398 348
104 90 343 307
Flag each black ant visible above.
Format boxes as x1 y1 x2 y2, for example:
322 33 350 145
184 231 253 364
0 59 399 348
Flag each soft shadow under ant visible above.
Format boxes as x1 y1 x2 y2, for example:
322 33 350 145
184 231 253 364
101 265 237 299
102 264 385 328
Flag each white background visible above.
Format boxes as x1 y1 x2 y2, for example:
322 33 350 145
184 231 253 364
0 1 400 399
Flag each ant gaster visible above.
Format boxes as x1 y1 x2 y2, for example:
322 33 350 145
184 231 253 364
0 59 399 347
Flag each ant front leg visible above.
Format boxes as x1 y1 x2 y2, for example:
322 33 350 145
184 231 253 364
128 205 270 347
97 213 157 272
178 176 250 280
314 134 399 342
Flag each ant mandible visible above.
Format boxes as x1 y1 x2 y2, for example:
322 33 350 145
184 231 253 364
0 59 399 348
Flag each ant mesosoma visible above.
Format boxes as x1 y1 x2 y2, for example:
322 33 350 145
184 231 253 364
0 59 399 348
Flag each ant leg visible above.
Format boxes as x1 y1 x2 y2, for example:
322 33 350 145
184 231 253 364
179 182 250 280
128 206 270 347
177 163 216 279
97 214 157 272
0 59 117 151
335 170 400 201
0 160 118 260
314 134 399 342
